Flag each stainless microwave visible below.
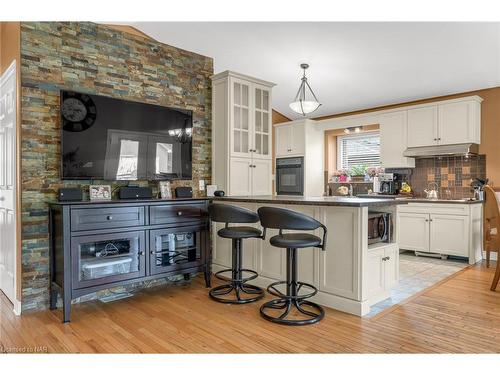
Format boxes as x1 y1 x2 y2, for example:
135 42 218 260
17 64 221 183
368 212 392 245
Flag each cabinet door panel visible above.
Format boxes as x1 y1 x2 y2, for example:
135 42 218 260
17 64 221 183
253 85 272 159
251 159 272 196
407 106 438 147
384 246 399 289
398 212 430 252
380 111 415 168
275 125 291 157
438 102 472 145
319 207 359 299
229 158 252 196
212 221 231 268
290 122 305 155
430 214 469 256
256 227 285 280
366 247 385 299
230 79 251 158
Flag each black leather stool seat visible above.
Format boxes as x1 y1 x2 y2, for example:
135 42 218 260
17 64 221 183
218 226 262 239
270 233 321 248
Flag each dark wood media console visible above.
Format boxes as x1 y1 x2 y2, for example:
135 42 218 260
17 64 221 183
49 198 211 322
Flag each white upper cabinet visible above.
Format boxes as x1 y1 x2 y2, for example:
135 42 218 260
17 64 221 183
275 121 305 157
212 71 275 196
406 96 482 148
379 111 415 168
438 100 481 145
253 84 272 159
231 79 251 158
407 106 439 147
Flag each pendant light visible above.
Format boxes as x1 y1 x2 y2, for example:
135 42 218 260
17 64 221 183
289 63 321 116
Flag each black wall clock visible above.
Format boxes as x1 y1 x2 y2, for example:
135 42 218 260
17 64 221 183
61 92 97 132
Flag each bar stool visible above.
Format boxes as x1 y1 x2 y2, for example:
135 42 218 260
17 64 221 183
257 206 327 325
208 203 265 304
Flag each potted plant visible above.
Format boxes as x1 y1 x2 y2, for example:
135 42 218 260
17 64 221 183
349 165 368 182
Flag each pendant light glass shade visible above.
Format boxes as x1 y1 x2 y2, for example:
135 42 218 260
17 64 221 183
289 63 321 116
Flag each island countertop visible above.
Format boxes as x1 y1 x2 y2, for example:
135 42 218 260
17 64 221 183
212 195 407 207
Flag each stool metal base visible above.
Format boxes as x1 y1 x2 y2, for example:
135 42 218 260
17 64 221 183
209 282 264 304
260 247 325 326
260 298 325 326
209 238 265 304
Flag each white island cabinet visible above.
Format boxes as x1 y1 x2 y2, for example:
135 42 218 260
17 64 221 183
211 196 404 316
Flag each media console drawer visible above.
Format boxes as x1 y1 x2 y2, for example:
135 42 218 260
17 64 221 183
150 203 207 225
71 206 145 232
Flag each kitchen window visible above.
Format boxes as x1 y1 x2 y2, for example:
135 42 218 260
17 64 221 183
337 132 380 170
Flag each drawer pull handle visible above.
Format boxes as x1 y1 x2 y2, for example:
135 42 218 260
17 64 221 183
107 216 113 220
139 251 145 256
177 211 183 216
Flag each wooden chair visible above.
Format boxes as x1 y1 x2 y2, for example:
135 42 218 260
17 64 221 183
483 185 500 291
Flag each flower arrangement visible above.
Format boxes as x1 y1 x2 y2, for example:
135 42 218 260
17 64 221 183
331 169 349 182
366 167 385 177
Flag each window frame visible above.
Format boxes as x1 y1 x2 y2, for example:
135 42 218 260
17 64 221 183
336 130 381 171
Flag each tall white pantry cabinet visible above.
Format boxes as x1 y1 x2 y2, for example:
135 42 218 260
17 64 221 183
211 71 275 196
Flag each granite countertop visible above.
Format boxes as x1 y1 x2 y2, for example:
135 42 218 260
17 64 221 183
50 197 210 206
212 195 407 207
356 194 483 205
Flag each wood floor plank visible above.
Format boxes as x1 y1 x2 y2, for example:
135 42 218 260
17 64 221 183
1 261 499 353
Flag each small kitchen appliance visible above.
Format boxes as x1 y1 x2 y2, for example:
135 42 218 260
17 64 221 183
368 212 392 244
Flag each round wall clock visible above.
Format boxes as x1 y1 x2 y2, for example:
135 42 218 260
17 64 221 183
61 92 97 132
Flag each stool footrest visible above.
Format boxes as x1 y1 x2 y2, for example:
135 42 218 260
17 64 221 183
214 268 259 283
267 280 318 300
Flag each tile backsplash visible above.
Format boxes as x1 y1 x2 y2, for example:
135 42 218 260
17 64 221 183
389 155 486 199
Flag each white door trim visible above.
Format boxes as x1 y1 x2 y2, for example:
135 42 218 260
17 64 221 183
0 60 21 315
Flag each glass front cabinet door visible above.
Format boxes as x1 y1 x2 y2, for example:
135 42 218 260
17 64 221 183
149 225 207 275
71 231 146 289
231 80 250 157
253 85 271 158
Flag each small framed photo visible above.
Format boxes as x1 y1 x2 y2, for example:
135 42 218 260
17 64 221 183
89 185 112 201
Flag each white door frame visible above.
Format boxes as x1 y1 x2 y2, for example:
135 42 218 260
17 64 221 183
0 60 21 314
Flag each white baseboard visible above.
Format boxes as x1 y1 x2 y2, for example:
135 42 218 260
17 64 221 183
13 299 21 315
483 251 498 261
212 263 370 316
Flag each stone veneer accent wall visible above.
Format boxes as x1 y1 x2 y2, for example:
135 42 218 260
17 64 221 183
20 22 213 311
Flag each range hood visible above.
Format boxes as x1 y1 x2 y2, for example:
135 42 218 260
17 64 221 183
403 143 479 158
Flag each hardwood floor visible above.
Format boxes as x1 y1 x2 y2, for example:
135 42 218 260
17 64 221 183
1 261 500 353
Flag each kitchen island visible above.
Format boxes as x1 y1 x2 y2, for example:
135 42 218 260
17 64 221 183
211 195 407 316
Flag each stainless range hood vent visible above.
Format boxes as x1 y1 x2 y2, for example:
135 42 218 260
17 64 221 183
403 143 479 158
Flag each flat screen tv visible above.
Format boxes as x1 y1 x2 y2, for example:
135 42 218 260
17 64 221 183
60 90 193 180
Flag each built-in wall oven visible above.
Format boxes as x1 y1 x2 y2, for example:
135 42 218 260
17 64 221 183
276 157 304 196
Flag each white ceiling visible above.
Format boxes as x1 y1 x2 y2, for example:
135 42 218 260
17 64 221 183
130 22 500 120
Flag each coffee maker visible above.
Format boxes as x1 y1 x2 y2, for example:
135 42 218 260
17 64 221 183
378 173 401 195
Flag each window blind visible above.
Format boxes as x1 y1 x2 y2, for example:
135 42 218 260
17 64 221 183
337 132 380 170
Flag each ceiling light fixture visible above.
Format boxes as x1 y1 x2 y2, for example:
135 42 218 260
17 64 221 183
344 126 363 134
289 63 321 116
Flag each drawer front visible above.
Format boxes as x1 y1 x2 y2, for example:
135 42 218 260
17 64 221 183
150 203 207 225
398 203 469 216
71 206 145 232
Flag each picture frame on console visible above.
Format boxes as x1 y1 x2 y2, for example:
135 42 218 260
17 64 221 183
89 185 112 201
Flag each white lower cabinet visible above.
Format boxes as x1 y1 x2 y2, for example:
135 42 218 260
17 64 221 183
398 203 481 262
429 214 469 257
365 244 399 302
229 157 272 196
398 212 430 252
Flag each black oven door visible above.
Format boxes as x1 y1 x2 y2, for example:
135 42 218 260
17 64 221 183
276 157 304 195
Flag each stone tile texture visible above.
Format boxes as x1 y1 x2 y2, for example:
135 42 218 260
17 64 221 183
20 22 213 311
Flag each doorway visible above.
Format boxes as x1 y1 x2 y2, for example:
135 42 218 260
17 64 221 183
0 61 18 307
